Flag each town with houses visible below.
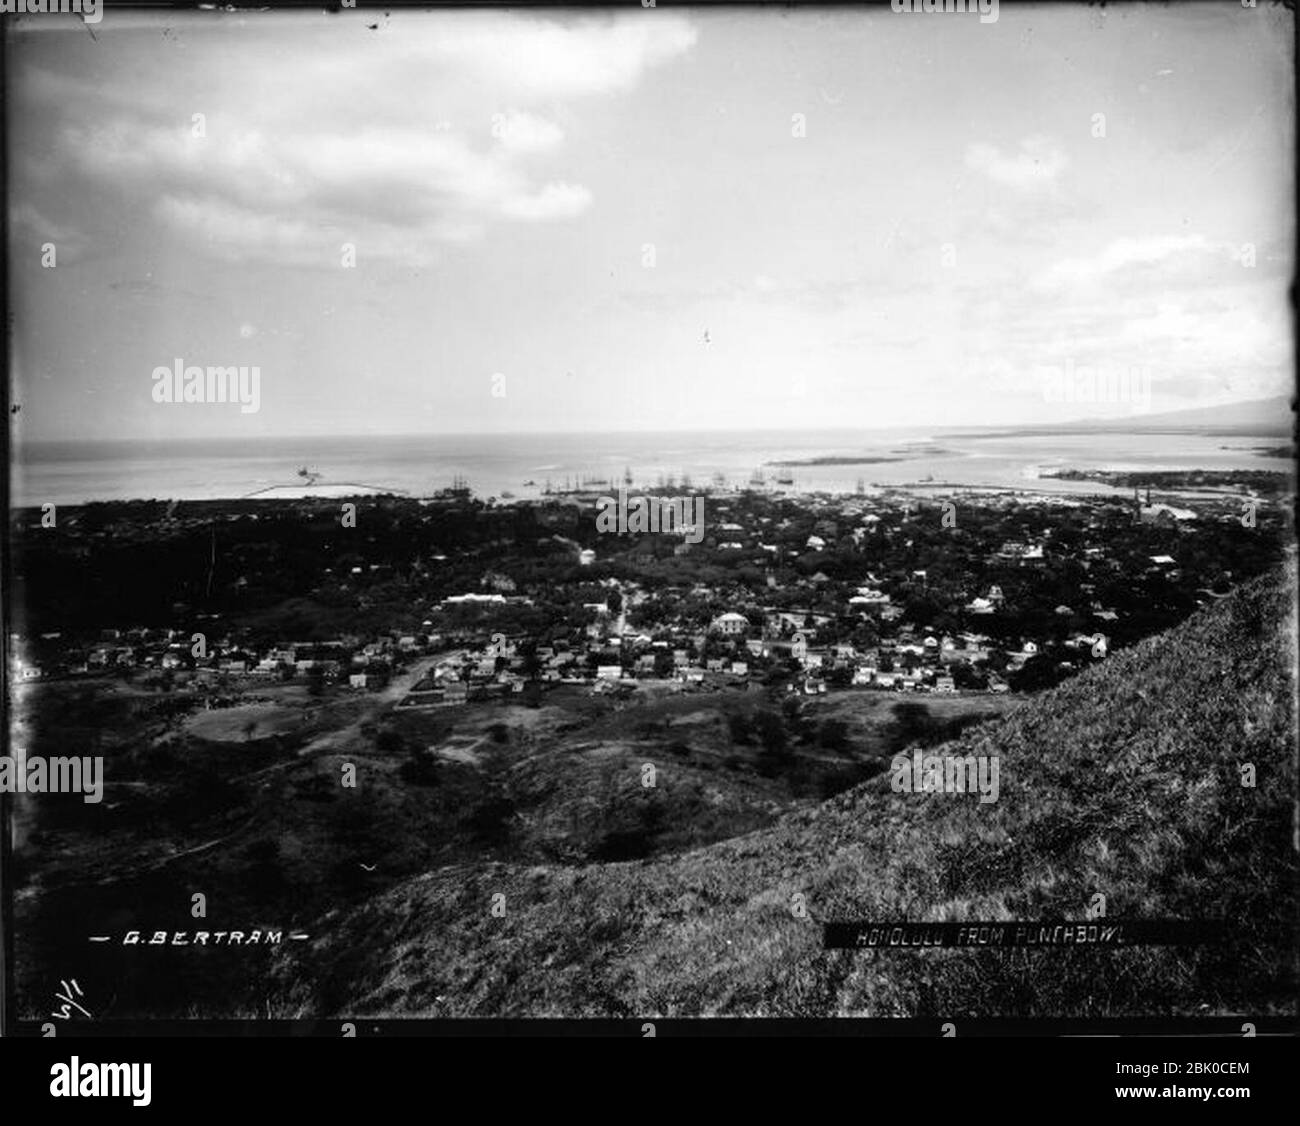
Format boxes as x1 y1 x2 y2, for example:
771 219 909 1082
8 475 1287 713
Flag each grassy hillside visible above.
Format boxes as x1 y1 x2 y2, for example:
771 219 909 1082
13 639 1018 1018
271 561 1298 1018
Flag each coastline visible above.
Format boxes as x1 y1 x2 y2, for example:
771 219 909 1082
9 426 1292 508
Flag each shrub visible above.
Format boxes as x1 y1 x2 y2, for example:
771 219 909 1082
754 710 794 777
592 801 664 862
375 728 406 755
466 795 516 844
818 718 850 752
398 748 439 787
727 712 753 745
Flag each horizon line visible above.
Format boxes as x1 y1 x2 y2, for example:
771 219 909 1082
12 398 1291 447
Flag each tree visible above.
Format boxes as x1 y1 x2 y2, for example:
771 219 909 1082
466 795 515 844
1009 654 1066 693
932 611 960 637
728 712 754 745
521 646 541 678
887 702 934 754
818 718 850 752
398 746 439 787
246 838 284 898
756 710 789 762
375 728 406 755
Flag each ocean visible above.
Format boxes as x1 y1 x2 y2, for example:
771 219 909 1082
9 428 1291 507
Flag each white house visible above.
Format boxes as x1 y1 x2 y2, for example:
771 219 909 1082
711 612 749 636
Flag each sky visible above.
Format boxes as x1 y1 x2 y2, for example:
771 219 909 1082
6 2 1295 442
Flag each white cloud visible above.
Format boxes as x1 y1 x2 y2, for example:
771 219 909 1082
153 193 481 268
500 181 593 221
10 201 83 245
63 112 584 264
493 111 565 154
966 136 1067 192
23 11 698 265
9 201 89 264
1033 234 1228 290
420 13 699 97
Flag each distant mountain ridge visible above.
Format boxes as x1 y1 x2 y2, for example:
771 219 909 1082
954 395 1294 438
274 562 1298 1018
